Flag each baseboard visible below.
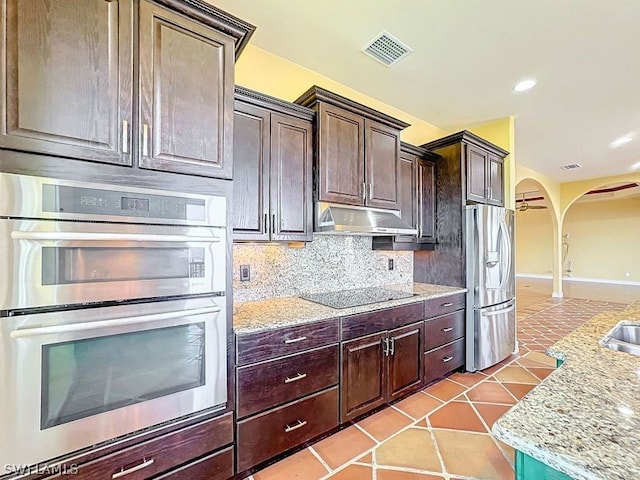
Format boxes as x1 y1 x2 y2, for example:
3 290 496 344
516 273 640 286
552 291 564 298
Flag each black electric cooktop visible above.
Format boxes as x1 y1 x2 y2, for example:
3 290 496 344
300 287 415 309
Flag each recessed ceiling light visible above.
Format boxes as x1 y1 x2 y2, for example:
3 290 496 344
631 161 640 171
513 79 536 92
610 135 633 148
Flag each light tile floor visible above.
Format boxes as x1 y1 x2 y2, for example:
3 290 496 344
246 289 629 480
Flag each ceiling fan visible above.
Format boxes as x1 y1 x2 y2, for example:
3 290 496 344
516 193 548 212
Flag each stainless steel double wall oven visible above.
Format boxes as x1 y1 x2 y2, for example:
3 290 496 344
0 173 228 467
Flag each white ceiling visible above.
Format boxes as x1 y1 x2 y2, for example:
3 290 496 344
211 0 640 182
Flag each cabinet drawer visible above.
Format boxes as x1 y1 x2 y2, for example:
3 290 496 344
237 344 339 418
424 338 465 385
237 318 339 365
424 310 465 351
424 293 465 319
237 387 339 472
154 446 233 480
71 412 233 479
341 302 423 341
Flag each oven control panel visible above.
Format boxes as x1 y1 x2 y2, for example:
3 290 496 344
43 185 206 221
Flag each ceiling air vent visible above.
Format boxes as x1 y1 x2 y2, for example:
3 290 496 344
561 163 582 170
362 31 412 67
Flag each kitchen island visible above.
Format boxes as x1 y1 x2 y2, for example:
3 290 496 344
493 301 640 480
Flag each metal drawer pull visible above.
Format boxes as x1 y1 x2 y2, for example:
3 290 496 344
389 337 395 355
284 373 307 384
284 419 307 433
441 302 454 308
122 120 129 154
112 458 154 479
142 123 149 157
442 356 454 363
441 327 454 332
284 336 307 344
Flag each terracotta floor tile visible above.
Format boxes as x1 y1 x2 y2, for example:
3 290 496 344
377 469 444 480
496 439 516 466
253 448 328 480
356 452 373 464
327 464 372 480
428 401 486 432
375 428 442 473
479 362 505 376
433 430 514 480
494 366 540 385
522 351 557 367
466 382 517 405
503 382 536 400
473 403 512 429
394 392 442 419
313 425 376 470
357 407 412 442
516 356 550 368
447 371 487 388
423 379 467 402
528 367 555 381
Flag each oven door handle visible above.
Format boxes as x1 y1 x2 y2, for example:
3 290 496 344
9 306 221 339
11 231 221 243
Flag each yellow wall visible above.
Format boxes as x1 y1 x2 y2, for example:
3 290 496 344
235 45 448 144
560 173 640 220
563 197 640 281
515 207 554 275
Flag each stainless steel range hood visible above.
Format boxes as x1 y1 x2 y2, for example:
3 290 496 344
315 202 418 236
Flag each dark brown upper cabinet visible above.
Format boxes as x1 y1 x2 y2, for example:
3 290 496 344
372 143 439 251
232 87 314 242
423 131 508 207
295 86 409 209
0 0 255 178
0 0 134 165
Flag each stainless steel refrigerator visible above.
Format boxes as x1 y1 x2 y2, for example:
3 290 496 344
465 204 516 371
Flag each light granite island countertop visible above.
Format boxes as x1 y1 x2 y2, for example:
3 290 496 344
493 302 640 480
233 282 466 334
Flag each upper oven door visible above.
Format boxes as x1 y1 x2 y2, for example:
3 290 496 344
0 219 226 310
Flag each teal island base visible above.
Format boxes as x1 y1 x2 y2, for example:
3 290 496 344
515 451 573 480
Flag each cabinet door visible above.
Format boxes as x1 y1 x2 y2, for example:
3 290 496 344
317 103 365 205
232 103 270 241
1 0 133 165
270 113 313 241
365 119 400 209
341 332 387 422
416 159 437 243
138 0 234 178
466 144 488 203
388 322 423 401
487 154 504 206
394 151 417 243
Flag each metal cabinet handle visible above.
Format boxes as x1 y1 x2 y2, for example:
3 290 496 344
272 214 276 234
142 124 149 157
112 459 154 479
284 336 307 344
284 419 307 433
362 182 367 201
382 337 389 356
369 183 373 200
442 356 454 363
122 120 129 154
264 213 268 234
441 327 454 332
389 337 395 355
441 302 454 308
284 373 307 384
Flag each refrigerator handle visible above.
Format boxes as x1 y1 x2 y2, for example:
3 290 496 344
498 216 512 292
482 303 515 317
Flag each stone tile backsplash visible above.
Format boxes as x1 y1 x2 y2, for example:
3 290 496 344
233 235 413 302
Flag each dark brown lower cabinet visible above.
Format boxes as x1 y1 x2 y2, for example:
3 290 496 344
341 322 424 422
424 338 465 385
44 413 234 480
237 387 339 472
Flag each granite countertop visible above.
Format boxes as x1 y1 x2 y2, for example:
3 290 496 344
493 302 640 480
233 282 466 334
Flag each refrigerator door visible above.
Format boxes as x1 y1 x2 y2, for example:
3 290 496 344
471 300 516 371
467 205 514 308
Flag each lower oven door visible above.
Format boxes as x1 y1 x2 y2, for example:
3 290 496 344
0 296 227 466
0 219 225 310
